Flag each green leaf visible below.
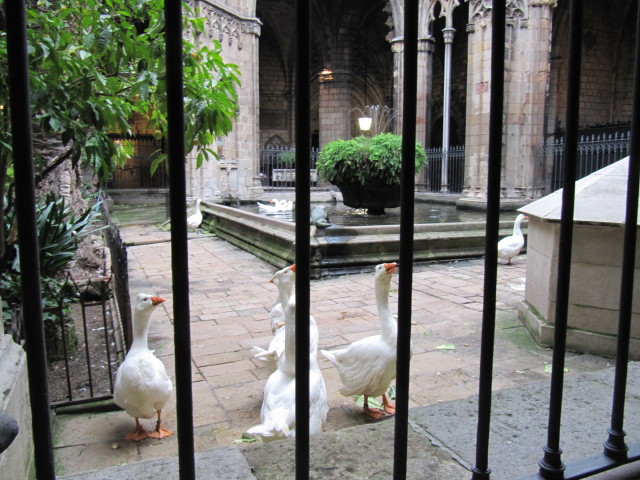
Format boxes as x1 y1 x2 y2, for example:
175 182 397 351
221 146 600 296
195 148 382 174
436 344 456 351
83 32 95 50
355 395 382 409
544 364 569 374
77 49 91 61
97 27 112 51
233 433 257 444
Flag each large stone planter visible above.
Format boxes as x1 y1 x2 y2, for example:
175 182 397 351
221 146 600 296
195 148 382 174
336 182 401 215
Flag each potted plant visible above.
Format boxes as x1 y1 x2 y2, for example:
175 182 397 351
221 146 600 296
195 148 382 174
317 133 427 214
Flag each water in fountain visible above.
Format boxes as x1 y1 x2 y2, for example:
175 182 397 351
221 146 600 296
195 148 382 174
240 202 505 226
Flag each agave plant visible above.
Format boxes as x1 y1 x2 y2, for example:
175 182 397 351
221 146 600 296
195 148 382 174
10 194 104 276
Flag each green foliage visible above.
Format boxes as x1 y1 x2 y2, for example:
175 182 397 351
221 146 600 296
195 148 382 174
0 194 98 353
0 0 240 179
317 133 426 186
0 272 78 361
5 194 103 276
278 151 296 166
0 0 241 276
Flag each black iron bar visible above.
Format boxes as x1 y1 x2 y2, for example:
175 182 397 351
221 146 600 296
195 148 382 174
603 0 640 462
57 304 74 401
538 0 583 478
80 297 95 397
5 1 56 478
294 0 311 477
470 2 505 479
102 298 115 392
393 0 418 477
165 1 196 478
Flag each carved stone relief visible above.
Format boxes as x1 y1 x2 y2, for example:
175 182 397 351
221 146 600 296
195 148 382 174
467 0 529 31
189 1 261 50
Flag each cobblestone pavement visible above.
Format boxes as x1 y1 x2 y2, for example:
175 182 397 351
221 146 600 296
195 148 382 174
52 217 612 477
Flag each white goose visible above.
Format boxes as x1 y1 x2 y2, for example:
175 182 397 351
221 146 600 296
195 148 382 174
250 264 297 373
257 199 293 213
321 262 400 419
187 198 203 230
498 214 527 265
114 293 173 441
247 296 328 441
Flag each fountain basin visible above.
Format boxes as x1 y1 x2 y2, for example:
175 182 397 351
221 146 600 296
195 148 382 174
201 202 525 278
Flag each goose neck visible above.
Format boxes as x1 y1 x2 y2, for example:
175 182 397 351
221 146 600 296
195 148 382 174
284 314 296 366
131 311 152 351
376 280 395 337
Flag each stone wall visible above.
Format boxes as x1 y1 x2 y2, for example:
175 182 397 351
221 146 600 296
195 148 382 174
186 0 262 202
0 335 33 480
547 1 637 134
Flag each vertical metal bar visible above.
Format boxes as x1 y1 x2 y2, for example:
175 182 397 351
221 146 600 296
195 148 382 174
59 305 74 401
294 0 311 478
470 2 505 479
603 1 640 461
538 0 583 477
80 297 95 396
165 1 195 478
5 1 56 478
393 0 418 477
102 297 115 392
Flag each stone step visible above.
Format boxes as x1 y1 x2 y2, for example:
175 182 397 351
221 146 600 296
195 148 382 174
59 364 640 480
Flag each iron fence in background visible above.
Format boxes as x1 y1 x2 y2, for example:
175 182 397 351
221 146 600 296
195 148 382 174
540 131 631 193
108 134 168 189
259 144 321 189
420 145 465 193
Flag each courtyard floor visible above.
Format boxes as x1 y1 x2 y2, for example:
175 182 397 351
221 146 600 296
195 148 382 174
52 205 613 477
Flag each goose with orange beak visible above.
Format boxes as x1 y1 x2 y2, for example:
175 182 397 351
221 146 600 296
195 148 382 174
114 293 173 441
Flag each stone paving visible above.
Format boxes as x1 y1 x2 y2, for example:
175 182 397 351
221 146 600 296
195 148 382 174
52 213 613 477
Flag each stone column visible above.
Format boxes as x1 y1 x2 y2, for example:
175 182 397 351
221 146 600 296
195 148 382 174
416 37 434 189
391 38 404 134
187 7 262 202
509 0 556 200
460 0 556 209
441 27 456 192
416 37 434 146
458 4 493 208
318 70 352 148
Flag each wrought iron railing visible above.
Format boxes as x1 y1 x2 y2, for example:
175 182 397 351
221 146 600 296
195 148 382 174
107 134 168 189
421 145 465 193
259 144 320 188
539 131 631 193
6 272 118 409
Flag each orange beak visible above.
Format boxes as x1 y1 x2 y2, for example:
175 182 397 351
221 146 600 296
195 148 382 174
385 262 398 274
290 264 296 271
151 296 165 306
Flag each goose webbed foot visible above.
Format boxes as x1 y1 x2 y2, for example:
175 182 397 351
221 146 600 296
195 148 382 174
148 411 173 439
363 396 385 419
382 393 396 415
123 418 149 441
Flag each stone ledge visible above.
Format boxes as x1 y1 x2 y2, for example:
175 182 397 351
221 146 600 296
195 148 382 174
0 335 33 480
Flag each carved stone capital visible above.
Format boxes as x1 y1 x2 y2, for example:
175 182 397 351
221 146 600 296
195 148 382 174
390 37 404 54
467 0 529 32
418 37 435 53
442 27 456 44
